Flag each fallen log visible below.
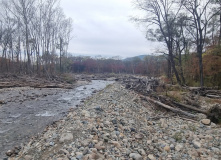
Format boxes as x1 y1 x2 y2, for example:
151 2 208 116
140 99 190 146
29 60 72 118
206 94 221 99
173 101 209 115
141 96 197 118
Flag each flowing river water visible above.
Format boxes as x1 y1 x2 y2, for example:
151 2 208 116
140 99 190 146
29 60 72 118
0 80 114 158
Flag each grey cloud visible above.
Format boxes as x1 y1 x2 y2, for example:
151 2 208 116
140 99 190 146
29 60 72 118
61 0 157 58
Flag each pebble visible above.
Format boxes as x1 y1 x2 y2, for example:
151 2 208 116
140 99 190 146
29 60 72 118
94 144 105 150
175 144 183 151
135 133 144 139
169 144 175 150
193 140 201 149
164 146 170 152
148 154 156 160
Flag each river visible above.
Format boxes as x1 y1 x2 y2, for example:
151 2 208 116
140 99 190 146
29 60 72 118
0 80 114 158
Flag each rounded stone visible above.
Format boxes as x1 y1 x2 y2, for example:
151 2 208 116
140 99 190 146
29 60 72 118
59 133 73 143
201 119 211 125
129 153 142 160
164 146 170 152
135 134 144 139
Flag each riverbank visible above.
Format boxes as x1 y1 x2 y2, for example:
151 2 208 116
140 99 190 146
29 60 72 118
0 80 113 159
10 82 221 160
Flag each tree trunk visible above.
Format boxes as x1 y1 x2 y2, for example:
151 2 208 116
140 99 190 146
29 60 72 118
60 37 62 72
198 28 204 87
199 50 204 87
25 24 31 74
167 59 171 80
219 13 221 46
178 47 186 85
168 46 181 85
170 55 181 85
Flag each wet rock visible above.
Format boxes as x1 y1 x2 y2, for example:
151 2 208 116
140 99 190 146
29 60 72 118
5 150 13 157
0 100 6 104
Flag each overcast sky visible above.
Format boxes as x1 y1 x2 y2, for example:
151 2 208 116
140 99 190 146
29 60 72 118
60 0 160 58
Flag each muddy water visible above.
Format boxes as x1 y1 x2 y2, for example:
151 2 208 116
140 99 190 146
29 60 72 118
0 80 114 158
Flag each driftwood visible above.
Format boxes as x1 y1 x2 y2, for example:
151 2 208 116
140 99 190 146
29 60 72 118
173 101 209 115
189 87 221 98
206 94 221 99
122 76 159 95
141 96 197 118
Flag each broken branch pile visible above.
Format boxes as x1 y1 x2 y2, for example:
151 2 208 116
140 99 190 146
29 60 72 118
121 76 221 121
120 76 159 95
189 87 221 99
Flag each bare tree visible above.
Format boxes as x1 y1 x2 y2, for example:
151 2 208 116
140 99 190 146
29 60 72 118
133 0 183 84
183 0 220 87
0 0 73 75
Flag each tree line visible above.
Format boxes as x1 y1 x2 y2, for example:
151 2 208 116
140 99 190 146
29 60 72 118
133 0 221 87
63 55 167 76
60 51 221 87
0 0 72 75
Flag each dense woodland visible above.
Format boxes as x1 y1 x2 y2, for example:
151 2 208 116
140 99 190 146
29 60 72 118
0 0 221 87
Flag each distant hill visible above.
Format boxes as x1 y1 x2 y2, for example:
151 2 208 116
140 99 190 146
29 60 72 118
123 55 149 61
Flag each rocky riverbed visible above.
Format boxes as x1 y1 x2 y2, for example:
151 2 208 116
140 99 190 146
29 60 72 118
6 82 221 160
0 80 114 159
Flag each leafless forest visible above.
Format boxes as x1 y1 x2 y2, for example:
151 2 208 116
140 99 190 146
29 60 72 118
0 0 221 87
0 0 72 74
